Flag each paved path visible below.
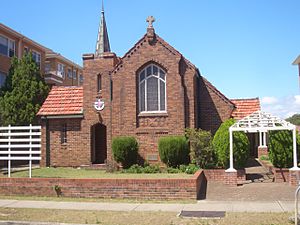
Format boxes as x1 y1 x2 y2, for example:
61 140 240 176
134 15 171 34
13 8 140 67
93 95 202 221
0 199 295 213
205 181 295 201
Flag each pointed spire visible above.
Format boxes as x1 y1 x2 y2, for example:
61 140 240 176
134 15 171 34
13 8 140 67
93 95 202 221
95 0 111 57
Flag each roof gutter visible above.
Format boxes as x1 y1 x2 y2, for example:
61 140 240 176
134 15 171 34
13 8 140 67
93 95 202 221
40 114 84 119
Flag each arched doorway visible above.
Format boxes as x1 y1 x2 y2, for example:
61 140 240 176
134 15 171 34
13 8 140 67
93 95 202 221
91 123 107 164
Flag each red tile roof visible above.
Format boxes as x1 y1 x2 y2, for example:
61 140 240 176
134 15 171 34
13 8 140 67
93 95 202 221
37 86 83 116
231 98 261 120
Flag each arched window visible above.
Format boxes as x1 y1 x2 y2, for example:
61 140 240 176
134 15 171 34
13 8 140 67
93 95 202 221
139 64 166 113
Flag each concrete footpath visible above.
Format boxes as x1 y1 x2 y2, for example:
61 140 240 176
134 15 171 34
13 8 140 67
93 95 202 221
0 199 295 213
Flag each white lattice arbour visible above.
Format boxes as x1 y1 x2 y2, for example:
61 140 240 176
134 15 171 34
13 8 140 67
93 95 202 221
0 124 41 178
227 111 299 172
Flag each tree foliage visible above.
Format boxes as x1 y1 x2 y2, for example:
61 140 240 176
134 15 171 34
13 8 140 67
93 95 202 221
212 118 250 168
185 128 215 168
0 54 49 125
268 130 300 168
286 114 300 126
158 136 189 167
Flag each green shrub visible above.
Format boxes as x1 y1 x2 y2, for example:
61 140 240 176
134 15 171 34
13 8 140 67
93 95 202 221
158 136 189 167
212 119 250 168
259 155 270 161
269 130 300 168
112 136 138 169
143 164 160 173
185 164 200 174
123 164 160 173
185 128 215 168
179 164 188 173
122 164 143 173
166 167 182 173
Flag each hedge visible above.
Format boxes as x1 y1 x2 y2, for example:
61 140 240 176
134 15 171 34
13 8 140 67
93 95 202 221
158 136 189 167
268 130 300 168
112 136 138 169
212 118 250 168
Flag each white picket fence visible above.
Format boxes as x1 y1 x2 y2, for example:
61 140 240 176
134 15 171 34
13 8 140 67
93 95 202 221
0 124 41 178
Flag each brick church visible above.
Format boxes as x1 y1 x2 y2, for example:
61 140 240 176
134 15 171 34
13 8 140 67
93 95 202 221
37 8 260 167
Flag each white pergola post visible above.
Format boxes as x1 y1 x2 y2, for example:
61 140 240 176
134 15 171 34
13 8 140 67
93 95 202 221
263 132 267 147
259 131 262 147
225 127 236 172
290 127 300 171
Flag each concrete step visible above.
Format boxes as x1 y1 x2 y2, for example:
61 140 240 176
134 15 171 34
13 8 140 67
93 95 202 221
80 164 107 170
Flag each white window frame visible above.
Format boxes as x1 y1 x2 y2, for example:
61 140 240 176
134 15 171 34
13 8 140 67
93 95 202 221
0 34 15 57
57 63 65 78
139 64 167 113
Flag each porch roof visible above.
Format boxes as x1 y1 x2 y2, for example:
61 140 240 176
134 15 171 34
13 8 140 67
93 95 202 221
231 98 261 120
230 111 295 132
37 86 83 116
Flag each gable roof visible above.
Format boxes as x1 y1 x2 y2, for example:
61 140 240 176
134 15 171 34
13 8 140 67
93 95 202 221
37 86 83 117
231 98 261 120
112 33 196 74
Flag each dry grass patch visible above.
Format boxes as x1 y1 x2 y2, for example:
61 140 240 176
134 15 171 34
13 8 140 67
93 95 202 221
0 208 294 225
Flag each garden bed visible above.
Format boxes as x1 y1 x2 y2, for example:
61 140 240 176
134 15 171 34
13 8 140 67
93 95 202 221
7 167 193 179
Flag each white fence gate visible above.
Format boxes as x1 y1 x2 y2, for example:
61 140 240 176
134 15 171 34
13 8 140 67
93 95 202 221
0 124 41 178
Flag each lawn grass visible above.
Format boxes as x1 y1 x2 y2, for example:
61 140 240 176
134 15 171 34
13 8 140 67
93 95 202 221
8 167 193 179
0 208 293 225
0 195 196 204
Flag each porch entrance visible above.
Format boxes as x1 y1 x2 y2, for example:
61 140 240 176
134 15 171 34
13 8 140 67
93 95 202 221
91 123 107 164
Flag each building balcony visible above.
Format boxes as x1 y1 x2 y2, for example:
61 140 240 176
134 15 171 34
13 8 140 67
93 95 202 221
44 70 64 85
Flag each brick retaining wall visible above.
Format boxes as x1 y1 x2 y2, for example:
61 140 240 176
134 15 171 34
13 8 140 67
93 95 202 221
0 170 204 200
204 169 246 185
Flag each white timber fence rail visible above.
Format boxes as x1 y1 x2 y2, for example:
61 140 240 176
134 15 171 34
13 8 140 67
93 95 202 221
0 124 41 178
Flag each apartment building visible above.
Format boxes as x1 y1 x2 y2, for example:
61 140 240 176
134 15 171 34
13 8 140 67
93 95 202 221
0 23 82 87
45 52 83 86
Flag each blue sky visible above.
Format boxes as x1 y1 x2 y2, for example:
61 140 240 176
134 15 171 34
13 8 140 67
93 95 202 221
1 0 300 118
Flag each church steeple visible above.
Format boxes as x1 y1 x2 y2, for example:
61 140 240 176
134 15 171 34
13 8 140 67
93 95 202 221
95 0 111 57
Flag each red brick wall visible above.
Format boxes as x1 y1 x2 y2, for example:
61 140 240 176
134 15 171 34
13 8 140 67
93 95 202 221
110 33 199 162
198 77 234 134
204 169 246 186
0 170 204 200
272 168 289 183
289 170 300 186
40 118 88 167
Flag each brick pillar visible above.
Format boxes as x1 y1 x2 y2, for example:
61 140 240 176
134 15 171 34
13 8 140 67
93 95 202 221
225 171 237 186
289 170 300 186
258 146 268 158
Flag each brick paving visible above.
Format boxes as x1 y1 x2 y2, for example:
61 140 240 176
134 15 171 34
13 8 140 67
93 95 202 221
205 159 296 201
205 181 295 201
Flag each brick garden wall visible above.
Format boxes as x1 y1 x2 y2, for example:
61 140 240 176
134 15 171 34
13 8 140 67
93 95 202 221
0 170 204 200
203 169 246 185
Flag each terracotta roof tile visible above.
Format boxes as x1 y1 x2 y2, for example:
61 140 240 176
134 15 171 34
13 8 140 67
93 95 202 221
37 86 83 116
231 98 261 120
